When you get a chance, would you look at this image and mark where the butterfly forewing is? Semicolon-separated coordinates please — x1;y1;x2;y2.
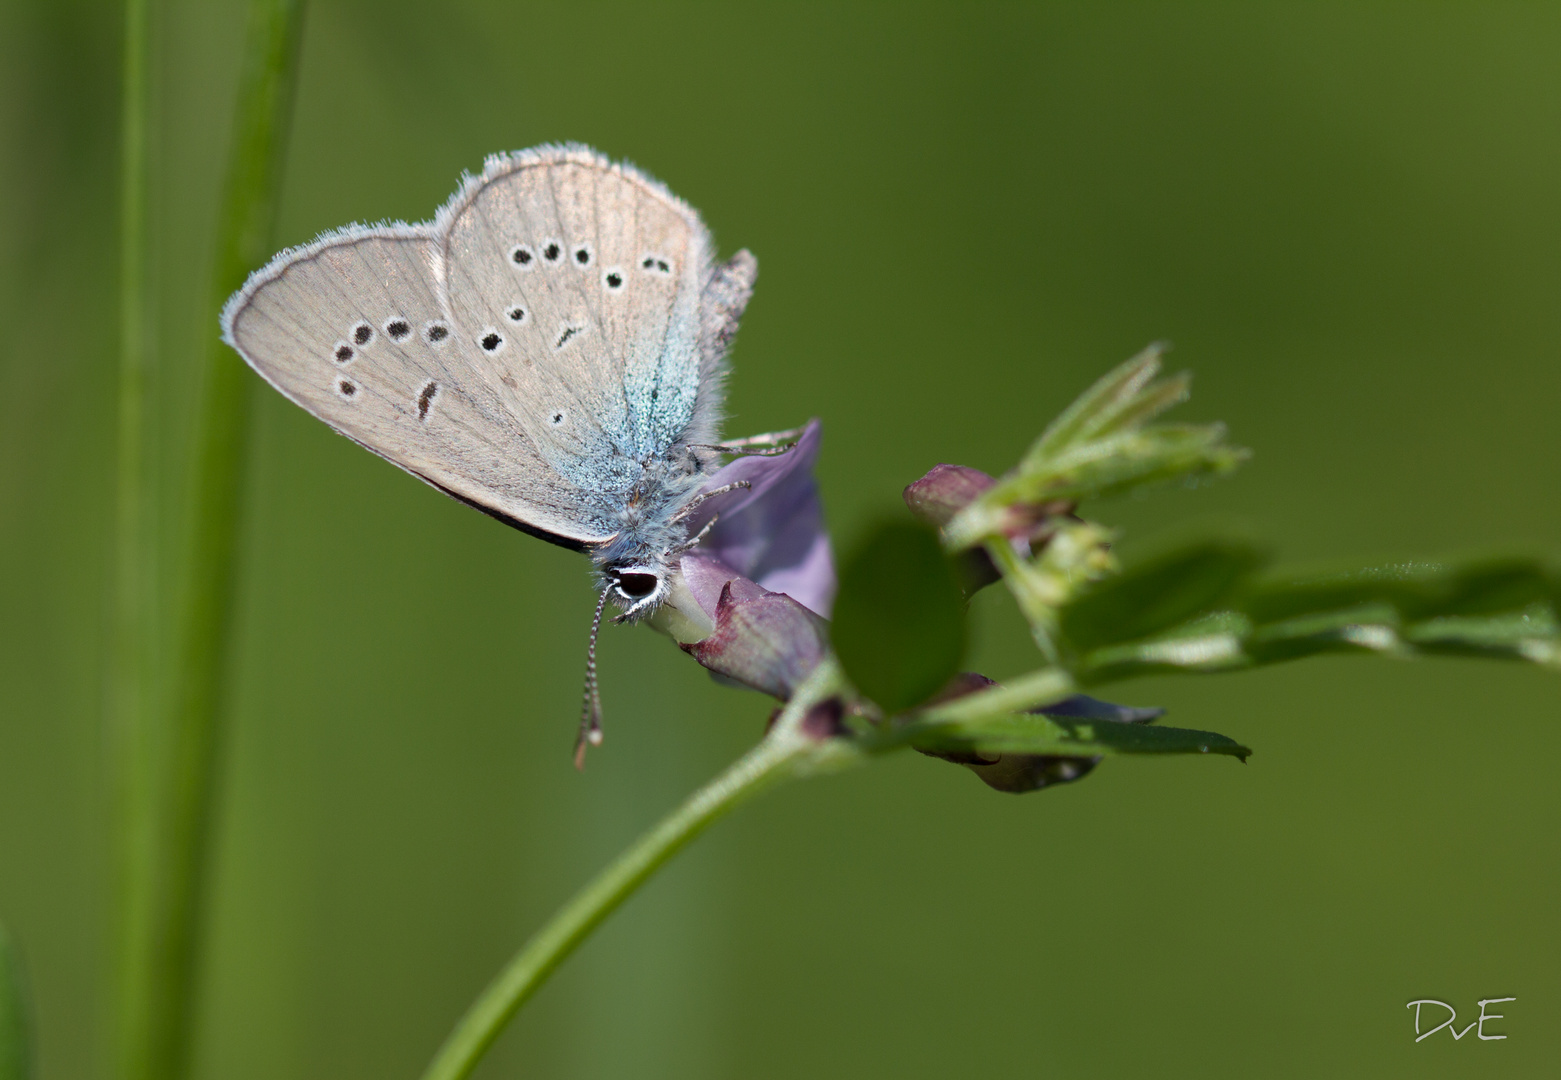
223;229;617;546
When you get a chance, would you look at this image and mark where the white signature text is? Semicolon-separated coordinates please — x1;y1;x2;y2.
1406;998;1514;1043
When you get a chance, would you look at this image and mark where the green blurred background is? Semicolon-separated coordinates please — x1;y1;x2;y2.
2;2;1558;1077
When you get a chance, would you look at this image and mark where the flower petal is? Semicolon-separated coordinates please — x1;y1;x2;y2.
688;419;835;616
681;579;831;698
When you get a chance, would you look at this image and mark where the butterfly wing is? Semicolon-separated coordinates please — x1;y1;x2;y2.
223;225;615;547
223;145;756;548
439;146;759;497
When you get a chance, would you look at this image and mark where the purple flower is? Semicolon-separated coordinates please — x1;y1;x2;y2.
652;420;836;699
656;429;1171;783
679;572;830;699
686;419;835;618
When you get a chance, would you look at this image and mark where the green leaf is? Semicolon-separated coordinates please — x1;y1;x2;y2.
833;520;968;713
1001;424;1247;505
947;427;1248;549
1405;612;1561;663
910;710;1251;761
1424;559;1560;618
1025;343;1167;465
1060;538;1268;654
1081;370;1192;443
1070;556;1561;683
1076;614;1252;682
0;920;30;1080
942;347;1249;550
1245;605;1402;665
1245;558;1559;624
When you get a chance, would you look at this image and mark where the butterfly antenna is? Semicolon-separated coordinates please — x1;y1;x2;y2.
574;585;611;769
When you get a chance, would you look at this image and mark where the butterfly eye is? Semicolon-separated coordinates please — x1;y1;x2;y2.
351;321;374;346
333;342;355;363
572;243;593;267
384;318;412;342
615;571;658;599
479;329;505;354
509;243;535;269
603;268;624;291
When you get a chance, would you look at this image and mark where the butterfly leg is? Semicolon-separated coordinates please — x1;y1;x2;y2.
666;512;723;558
723;426;806;447
670;480;751;524
690;425;806;457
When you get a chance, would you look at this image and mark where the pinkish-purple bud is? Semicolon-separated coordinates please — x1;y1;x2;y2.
903;466;1004;593
681;579;830;699
903;464;996;526
797;697;846;741
903;464;1080;596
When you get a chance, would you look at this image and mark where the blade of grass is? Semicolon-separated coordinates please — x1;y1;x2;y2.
111;0;157;1075
116;4;308;1080
0;919;30;1080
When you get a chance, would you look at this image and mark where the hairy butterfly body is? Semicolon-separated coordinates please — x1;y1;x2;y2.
222;144;761;760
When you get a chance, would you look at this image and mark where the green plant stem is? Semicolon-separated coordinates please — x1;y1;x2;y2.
419;664;843;1080
112;0;156;1074
116;4;308;1080
0;919;30;1080
985;540;1062;662
918;667;1075;725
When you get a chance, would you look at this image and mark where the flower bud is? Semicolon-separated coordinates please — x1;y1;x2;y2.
904;464;1079;597
903;464;996;526
681;579;831;699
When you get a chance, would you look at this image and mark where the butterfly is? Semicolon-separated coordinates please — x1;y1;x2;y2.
221;143;789;762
